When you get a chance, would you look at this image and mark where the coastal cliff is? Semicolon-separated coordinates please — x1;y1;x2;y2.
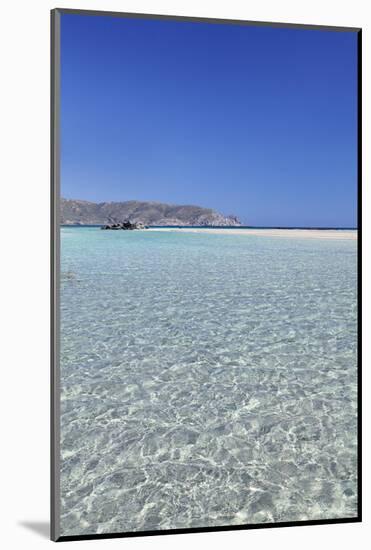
61;198;241;226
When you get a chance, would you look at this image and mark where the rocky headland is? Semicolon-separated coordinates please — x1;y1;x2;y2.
61;198;241;227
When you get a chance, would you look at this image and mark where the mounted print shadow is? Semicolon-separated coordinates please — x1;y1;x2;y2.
51;8;361;541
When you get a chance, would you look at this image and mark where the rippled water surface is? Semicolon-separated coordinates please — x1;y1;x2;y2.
59;228;358;536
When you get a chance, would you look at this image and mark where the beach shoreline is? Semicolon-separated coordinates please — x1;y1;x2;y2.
146;227;357;240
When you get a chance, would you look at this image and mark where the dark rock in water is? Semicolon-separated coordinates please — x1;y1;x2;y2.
101;220;148;231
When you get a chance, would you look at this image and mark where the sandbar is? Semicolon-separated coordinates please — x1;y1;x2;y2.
146;228;357;240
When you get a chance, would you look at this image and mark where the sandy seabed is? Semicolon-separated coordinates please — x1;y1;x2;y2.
60;226;357;536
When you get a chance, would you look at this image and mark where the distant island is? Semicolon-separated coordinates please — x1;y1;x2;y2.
61;198;241;226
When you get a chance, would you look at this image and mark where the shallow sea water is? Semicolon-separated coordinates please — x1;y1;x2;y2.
59;228;358;536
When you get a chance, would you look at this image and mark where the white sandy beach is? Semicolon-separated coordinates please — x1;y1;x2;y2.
147;227;357;240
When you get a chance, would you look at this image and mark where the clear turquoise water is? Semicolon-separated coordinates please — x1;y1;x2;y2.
60;228;358;536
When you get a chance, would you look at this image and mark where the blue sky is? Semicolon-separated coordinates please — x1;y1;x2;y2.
61;14;358;227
